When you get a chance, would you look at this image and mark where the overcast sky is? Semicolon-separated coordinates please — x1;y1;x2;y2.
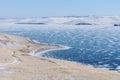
0;0;120;18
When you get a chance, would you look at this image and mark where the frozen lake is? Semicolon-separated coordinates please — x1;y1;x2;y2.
0;24;120;72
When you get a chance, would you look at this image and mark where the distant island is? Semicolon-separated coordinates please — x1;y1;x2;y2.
114;24;120;26
16;22;45;25
75;23;92;25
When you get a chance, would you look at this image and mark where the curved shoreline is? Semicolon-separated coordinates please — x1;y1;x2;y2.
30;42;120;73
30;39;71;56
31;45;71;56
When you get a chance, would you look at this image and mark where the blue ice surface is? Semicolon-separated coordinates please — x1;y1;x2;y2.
0;24;120;72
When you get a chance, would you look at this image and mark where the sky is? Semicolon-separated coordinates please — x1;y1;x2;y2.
0;0;120;18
